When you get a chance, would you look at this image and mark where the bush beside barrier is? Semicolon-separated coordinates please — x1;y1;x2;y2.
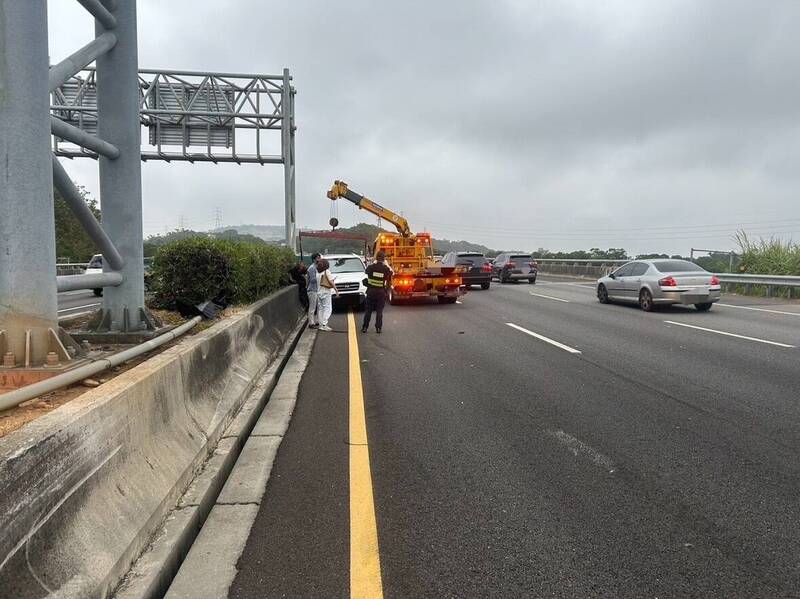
735;232;800;277
148;238;296;310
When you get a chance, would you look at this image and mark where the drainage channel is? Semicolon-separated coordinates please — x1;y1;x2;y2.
113;321;316;599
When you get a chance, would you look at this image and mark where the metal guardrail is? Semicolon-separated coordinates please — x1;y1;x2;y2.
714;273;800;287
535;260;800;291
534;258;628;265
56;262;89;276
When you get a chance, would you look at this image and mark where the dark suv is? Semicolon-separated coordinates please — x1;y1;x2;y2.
441;252;492;289
492;253;538;284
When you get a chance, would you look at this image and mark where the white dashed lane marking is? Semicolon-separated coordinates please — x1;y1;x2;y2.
664;320;795;348
505;323;582;354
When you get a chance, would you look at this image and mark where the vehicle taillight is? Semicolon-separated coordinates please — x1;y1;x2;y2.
482;263;492;272
659;276;678;287
445;277;461;285
710;275;720;285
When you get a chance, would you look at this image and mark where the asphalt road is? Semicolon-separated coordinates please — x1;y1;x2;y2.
57;290;101;318
231;277;800;598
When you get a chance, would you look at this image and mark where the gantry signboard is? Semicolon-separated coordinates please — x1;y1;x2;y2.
52;68;295;166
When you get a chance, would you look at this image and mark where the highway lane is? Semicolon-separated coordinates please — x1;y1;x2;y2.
232;278;800;598
57;290;101;318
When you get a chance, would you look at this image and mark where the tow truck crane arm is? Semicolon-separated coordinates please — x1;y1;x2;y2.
327;180;412;237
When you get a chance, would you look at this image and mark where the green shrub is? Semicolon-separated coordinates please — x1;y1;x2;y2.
149;237;295;310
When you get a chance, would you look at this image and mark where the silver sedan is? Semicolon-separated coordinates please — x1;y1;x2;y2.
596;259;721;312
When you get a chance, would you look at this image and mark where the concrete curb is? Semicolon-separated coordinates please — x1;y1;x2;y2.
164;326;318;599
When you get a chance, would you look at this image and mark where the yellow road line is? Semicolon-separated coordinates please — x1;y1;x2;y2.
348;312;384;599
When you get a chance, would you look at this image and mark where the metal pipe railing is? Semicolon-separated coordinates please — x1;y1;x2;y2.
0;316;201;412
76;0;118;30
53;156;125;271
48;32;118;92
57;271;122;293
51;117;120;159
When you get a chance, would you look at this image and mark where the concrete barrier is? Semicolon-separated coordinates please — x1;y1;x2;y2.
0;287;303;599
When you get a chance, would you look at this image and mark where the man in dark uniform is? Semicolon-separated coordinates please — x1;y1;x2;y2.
362;250;392;333
288;261;309;309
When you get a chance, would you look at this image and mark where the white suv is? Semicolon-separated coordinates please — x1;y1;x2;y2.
323;254;367;309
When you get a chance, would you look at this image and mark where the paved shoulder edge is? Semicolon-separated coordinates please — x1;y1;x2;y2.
163;326;318;599
113;321;314;599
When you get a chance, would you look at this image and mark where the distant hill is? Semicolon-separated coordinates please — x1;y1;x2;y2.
213;224;285;242
298;223;497;256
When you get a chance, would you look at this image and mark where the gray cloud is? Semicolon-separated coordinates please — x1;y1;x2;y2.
48;0;800;254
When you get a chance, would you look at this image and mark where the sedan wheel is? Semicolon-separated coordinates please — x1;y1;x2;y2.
695;302;713;312
639;288;654;312
597;284;609;304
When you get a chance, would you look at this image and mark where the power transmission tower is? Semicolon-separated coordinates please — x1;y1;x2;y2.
213;207;223;230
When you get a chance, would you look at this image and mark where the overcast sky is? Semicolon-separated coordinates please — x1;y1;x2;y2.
48;0;800;255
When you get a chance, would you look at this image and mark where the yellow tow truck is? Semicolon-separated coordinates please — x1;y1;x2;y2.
327;180;465;304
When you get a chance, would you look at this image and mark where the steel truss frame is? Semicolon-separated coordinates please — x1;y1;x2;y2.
52;68;296;166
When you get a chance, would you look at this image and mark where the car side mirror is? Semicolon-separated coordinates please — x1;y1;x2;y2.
609;273;616;279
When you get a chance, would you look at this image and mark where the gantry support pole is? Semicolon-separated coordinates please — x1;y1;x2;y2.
0;0;60;366
93;0;151;331
282;68;297;251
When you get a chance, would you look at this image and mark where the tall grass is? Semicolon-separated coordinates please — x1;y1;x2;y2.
734;231;800;276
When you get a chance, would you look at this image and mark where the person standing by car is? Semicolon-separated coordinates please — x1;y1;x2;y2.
362;250;392;333
306;253;322;328
288;261;309;309
315;258;339;332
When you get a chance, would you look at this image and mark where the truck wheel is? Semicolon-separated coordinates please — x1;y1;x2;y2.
438;296;457;304
481;282;490;290
388;289;398;305
93;288;103;297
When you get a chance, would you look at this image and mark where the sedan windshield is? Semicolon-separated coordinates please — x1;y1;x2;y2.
329;258;365;273
652;260;705;273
